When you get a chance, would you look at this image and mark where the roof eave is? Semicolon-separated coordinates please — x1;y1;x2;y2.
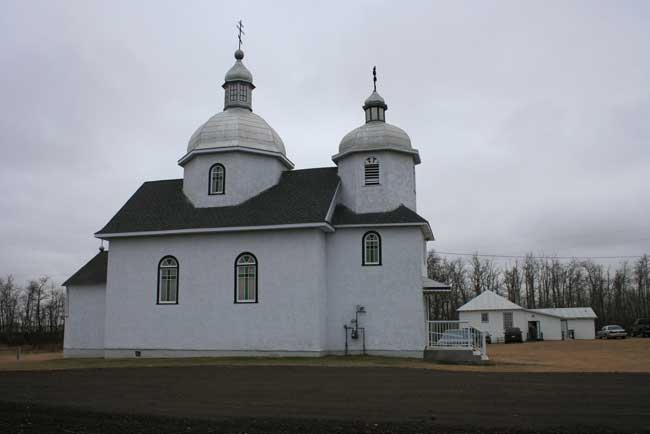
95;222;336;240
178;146;295;169
331;147;421;165
333;222;433;240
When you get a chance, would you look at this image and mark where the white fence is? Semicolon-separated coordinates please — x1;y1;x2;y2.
427;320;486;356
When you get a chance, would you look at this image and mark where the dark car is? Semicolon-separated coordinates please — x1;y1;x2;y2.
631;318;650;337
504;327;523;343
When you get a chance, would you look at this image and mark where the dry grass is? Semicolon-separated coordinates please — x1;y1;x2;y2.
1;338;648;373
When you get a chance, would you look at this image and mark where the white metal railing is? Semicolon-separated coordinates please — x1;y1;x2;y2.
427;320;486;357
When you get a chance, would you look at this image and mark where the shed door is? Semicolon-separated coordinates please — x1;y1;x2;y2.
561;320;568;340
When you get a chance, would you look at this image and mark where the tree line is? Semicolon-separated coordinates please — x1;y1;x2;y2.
427;251;650;328
0;275;65;346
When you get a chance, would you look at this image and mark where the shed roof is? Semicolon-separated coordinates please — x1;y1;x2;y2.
62;250;108;287
422;277;451;291
528;307;597;319
457;290;522;312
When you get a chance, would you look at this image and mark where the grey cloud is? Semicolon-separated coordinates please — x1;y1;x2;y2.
1;0;649;284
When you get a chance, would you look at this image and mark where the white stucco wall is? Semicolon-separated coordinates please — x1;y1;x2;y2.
63;284;106;357
326;226;427;357
567;319;596;339
103;229;328;357
182;151;286;207
337;151;416;213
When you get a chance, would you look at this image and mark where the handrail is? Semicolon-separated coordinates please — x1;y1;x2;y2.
426;320;487;358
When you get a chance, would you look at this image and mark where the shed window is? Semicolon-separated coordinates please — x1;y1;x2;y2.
481;312;489;323
235;253;257;303
157;256;179;304
364;157;379;185
362;231;381;266
209;164;225;195
503;311;513;329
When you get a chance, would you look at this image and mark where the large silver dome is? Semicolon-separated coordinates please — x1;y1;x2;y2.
187;107;286;155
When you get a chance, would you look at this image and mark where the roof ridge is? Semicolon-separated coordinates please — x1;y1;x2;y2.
286;167;337;174
142;178;183;184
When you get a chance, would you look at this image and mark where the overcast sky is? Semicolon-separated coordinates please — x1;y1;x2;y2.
1;1;649;285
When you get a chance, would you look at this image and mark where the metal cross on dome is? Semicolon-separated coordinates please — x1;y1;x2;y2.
373;66;377;92
237;20;245;50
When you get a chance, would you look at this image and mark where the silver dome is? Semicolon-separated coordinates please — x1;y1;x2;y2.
334;121;420;163
224;50;253;83
187;107;286;155
364;90;386;108
225;60;253;83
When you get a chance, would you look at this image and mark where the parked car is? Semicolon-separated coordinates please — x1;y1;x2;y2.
631;318;650;337
436;329;472;346
597;325;627;339
504;327;523;343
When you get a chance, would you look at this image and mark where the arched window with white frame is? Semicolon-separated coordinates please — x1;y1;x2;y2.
362;231;381;266
209;163;225;195
364;157;380;185
235;252;258;303
157;256;179;304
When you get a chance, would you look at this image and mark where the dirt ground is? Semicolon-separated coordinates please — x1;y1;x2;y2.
1;338;649;372
1;365;649;433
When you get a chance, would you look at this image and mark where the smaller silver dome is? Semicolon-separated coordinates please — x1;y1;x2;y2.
224;50;253;83
334;122;420;164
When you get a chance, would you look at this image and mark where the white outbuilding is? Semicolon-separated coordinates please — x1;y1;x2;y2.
457;291;597;341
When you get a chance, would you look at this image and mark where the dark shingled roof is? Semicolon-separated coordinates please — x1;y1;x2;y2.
96;167;340;236
62;250;108;287
331;204;429;226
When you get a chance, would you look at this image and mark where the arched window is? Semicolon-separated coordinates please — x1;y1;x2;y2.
157;256;179;304
364;157;380;185
362;231;381;266
209;164;225;195
235;253;258;303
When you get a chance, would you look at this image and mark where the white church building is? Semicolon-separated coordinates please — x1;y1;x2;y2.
63;45;450;359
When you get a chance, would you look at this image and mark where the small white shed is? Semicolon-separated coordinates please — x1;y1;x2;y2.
457;291;597;342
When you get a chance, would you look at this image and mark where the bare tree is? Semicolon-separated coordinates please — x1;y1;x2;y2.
0;275;20;335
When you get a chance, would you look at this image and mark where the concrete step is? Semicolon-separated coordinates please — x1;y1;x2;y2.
423;347;489;364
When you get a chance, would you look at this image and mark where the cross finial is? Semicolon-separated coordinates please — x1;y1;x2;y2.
372;66;377;92
237;20;245;50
